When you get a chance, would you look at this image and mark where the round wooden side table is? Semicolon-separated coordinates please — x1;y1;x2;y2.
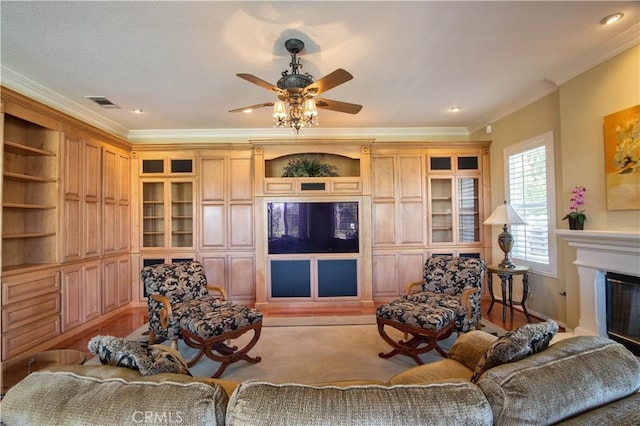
487;264;531;323
1;349;87;397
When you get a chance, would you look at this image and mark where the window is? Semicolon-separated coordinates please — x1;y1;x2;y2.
504;131;557;277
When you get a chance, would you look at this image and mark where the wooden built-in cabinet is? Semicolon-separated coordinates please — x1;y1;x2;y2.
1;88;132;361
371;145;490;301
61;261;100;332
139;158;195;249
132;151;255;305
1;269;60;359
101;255;131;314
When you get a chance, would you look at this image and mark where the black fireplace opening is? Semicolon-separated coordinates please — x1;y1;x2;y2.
605;272;640;356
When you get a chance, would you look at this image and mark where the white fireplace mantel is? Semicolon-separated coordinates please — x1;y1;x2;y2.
557;230;640;337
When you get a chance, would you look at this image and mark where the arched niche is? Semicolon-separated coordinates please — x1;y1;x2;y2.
265;153;360;178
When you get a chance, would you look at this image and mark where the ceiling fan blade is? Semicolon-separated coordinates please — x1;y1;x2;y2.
229;102;274;113
304;69;353;96
315;98;362;114
236;73;288;96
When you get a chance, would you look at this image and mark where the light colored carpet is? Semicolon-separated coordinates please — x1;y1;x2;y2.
87;317;505;384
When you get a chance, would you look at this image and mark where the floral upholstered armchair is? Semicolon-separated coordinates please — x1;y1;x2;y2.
140;261;227;350
403;256;486;333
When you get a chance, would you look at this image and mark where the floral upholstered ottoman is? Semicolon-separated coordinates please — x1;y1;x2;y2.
376;299;455;365
180;302;263;378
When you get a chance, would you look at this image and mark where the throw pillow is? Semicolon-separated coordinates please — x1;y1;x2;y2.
87;336;190;376
470;320;559;383
88;335;149;371
141;344;191;376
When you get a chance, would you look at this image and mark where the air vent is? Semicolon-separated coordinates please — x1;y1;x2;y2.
85;96;120;108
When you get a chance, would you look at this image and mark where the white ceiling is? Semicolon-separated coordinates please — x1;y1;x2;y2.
1;1;638;142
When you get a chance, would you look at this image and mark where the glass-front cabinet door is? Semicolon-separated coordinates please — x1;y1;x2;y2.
428;178;453;243
428;176;481;245
141;180;194;249
171;181;193;247
457;177;479;243
142;182;164;248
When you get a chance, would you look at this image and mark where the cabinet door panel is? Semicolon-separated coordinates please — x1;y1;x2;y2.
229;204;253;247
118;153;130;203
399;253;425;292
201;256;227;289
372;157;395;200
118;257;131;306
85;142;101;200
85;200;100;256
103;202;117;253
103;149;117;201
118;204;130;252
372;202;395;245
201;158;225;201
230;158;252;201
201;205;225;247
61;267;82;331
372;254;397;297
229;256;255;300
102;259;118;313
400;202;424;244
84;262;101;321
63;199;82;260
399;156;423;199
63;135;82;198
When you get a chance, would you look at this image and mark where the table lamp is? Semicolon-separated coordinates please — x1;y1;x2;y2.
484;201;526;269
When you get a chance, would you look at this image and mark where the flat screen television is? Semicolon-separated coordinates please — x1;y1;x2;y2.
268;202;358;254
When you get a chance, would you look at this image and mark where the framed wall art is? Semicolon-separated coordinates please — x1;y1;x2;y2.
603;104;640;210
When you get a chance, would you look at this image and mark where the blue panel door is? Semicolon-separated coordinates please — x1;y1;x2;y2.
318;259;358;297
270;260;311;297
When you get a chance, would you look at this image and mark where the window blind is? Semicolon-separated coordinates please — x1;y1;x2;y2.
507;145;549;265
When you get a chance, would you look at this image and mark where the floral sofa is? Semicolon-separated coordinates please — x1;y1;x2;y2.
3;324;639;425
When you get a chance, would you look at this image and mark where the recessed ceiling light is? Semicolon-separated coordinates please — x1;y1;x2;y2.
600;13;623;25
449;106;462;113
132;109;143;114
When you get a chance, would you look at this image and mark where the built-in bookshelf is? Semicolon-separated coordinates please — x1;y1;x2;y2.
2;114;58;271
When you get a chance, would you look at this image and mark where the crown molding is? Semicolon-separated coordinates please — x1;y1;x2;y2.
127;126;470;144
547;23;640;86
468;23;640;134
467;80;559;134
1;66;129;138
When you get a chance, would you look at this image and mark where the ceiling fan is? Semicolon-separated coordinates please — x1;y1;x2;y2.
229;38;362;134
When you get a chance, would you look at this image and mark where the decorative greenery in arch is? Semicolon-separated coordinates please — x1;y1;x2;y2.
282;155;339;177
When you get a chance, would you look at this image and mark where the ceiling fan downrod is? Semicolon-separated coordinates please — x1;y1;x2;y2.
278;39;313;91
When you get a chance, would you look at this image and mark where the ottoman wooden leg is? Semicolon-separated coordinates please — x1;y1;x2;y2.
182;323;262;378
377;318;453;365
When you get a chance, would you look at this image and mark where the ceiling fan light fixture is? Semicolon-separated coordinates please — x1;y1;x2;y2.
273;100;287;126
233;38;361;134
303;98;318;123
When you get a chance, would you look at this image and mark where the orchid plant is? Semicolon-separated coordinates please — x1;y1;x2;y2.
562;186;587;224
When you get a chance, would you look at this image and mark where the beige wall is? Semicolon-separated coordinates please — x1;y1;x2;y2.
485;45;640;329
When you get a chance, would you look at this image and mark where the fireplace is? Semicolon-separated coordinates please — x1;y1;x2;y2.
606;272;640;355
557;230;640;352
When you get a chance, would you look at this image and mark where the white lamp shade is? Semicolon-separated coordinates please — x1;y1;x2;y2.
484;202;526;225
272;100;287;119
303;98;318;117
